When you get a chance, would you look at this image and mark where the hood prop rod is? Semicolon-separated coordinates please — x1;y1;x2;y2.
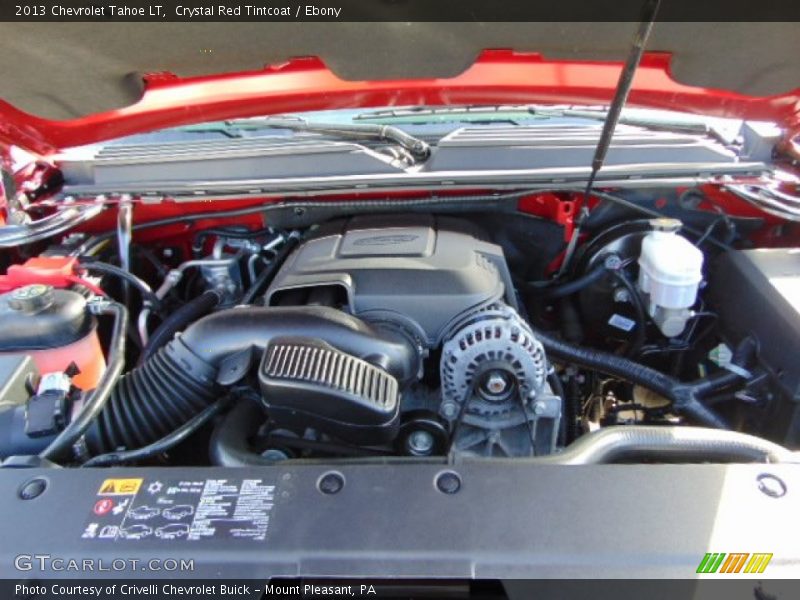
559;0;661;275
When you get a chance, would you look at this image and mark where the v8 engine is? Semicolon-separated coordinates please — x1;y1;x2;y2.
1;201;797;469
261;214;562;456
0;214;562;460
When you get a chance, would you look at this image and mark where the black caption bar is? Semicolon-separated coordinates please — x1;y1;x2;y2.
4;579;800;600
2;0;800;22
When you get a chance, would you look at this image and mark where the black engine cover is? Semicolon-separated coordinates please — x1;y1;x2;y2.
265;214;516;347
258;337;400;445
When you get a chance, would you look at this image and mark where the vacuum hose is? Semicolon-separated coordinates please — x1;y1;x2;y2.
138;289;221;364
84;306;419;455
531;327;754;429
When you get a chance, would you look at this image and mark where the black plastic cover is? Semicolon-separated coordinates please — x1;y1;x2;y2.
708;248;800;443
24;390;69;438
266;214;516;347
709;249;800;398
259;337;400;444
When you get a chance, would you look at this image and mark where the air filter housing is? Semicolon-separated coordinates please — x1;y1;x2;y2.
258;337;400;444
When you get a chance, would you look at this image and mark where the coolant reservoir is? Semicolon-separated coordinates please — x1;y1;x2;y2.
0;285;105;390
638;219;703;337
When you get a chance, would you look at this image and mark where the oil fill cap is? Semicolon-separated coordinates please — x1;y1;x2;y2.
8;284;55;313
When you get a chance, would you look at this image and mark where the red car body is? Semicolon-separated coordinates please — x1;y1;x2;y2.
1;49;799;157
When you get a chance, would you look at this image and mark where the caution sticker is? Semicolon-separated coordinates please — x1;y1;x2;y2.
97;478;142;496
83;477;276;542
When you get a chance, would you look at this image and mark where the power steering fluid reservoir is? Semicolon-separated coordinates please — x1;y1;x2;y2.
637;219;704;338
0;284;105;390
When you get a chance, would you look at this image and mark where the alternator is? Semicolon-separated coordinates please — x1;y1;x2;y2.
439;304;560;457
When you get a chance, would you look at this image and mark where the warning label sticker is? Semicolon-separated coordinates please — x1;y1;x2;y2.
83;477;275;542
97;478;142;495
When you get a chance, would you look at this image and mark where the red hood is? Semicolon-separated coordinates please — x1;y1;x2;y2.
2;49;799;156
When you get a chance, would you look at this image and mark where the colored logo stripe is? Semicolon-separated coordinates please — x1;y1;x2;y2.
697;553;726;573
696;553;773;574
720;553;749;573
744;553;773;574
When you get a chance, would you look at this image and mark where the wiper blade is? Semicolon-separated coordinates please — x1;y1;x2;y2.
225;116;431;161
353;105;548;124
551;108;735;144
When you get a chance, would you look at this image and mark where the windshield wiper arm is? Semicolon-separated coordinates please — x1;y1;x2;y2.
552;108;734;144
225;116;431;161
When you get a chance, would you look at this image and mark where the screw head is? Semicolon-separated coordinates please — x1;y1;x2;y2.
604;254;623;271
756;473;787;498
18;478;47;500
407;430;435;456
485;373;509;395
435;471;462;495
318;471;345;495
532;401;547;415
441;402;458;419
613;287;631;303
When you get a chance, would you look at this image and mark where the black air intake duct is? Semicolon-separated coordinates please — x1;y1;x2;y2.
85;306;419;454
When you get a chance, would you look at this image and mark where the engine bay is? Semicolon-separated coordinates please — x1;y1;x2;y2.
0;186;798;469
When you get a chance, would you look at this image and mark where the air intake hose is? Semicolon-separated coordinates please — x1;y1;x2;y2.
85;306;419;455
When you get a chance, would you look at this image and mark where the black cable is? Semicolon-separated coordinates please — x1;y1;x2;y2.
81;398;228;467
240;232;301;304
39;301;128;461
263;434;386;458
516;386;537;457
73;192;534;256
133;245;169;279
531;324;731;429
446;379;480;460
531;263;608;298
77;259;162;312
609;269;647;358
548;370;569;447
139;290;221;365
575;189;734;252
695;214;733;248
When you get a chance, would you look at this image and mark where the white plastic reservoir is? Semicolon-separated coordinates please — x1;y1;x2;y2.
638;219;703;336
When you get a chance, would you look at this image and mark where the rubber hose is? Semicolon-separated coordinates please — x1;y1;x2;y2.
139;290;220;364
240;233;301;304
85;305;419;455
531;326;731;428
78;259;162;312
39;301;128;461
517;425;793;464
533;263;608;299
84;337;218;454
691;337;756;396
209;399;275;467
83;398;227;467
